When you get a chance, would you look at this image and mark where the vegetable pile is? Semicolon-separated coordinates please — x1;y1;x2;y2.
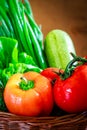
0;37;42;111
0;0;87;116
0;0;47;69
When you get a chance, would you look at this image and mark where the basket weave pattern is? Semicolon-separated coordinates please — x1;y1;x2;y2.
0;111;87;130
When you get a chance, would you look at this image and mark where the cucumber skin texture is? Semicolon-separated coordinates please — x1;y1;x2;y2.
44;29;76;70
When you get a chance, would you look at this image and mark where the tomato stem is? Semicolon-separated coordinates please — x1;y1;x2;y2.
19;77;34;90
59;53;87;80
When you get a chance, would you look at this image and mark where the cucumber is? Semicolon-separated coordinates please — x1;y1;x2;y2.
44;29;76;70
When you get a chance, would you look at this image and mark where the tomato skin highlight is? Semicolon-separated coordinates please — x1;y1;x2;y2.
4;72;53;116
53;64;87;113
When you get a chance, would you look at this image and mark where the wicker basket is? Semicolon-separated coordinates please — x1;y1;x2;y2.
0;110;87;130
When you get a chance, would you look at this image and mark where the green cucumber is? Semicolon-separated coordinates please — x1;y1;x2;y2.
44;29;76;70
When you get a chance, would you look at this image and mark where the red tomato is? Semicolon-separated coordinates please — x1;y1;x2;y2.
84;56;87;59
41;67;63;83
53;64;87;113
4;71;53;116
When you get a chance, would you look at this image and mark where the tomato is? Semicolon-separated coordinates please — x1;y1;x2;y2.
4;71;53;116
53;63;87;113
84;56;87;59
41;67;63;83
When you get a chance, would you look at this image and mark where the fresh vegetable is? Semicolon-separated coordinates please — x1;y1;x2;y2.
0;0;8;11
44;29;76;70
0;37;42;111
0;5;15;37
18;52;37;66
4;71;53;116
0;0;47;69
23;0;33;18
23;0;43;49
0;37;18;111
1;63;42;87
0;15;11;37
0;37;42;87
53;53;87;113
41;67;59;81
0;37;18;69
0;26;6;36
41;67;63;84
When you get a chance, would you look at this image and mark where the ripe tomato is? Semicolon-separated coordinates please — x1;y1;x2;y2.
41;67;63;84
53;64;87;113
4;71;53;116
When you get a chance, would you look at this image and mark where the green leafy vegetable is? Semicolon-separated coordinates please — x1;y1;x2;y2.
0;37;18;69
18;52;36;66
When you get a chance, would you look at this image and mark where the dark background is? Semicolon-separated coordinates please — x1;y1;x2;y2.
29;0;87;56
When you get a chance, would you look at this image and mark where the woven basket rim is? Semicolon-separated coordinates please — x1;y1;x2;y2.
0;111;87;130
0;111;87;126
